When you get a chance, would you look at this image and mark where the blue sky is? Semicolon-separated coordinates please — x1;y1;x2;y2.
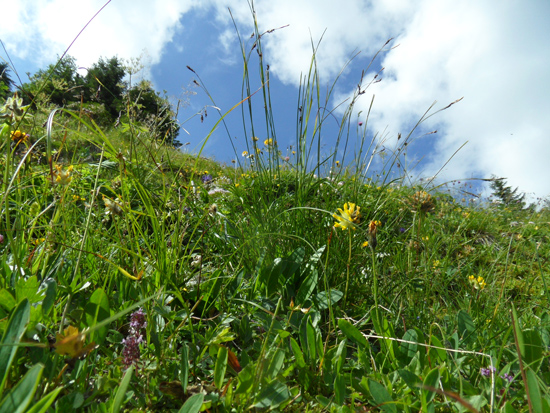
2;0;550;202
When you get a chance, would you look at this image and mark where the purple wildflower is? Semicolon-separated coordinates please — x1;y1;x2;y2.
399;227;406;233
500;372;514;383
122;335;144;368
122;308;147;369
0;234;4;243
201;174;213;184
481;366;496;377
130;307;147;334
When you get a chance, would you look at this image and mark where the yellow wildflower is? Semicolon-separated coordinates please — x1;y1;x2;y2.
54;326;96;358
54;165;74;186
333;203;361;231
242;151;248;157
468;275;487;290
264;138;273;146
362;241;369;248
252;136;259;142
11;130;29;146
11;130;22;141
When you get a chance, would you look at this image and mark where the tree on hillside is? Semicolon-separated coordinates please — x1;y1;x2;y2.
23;56;85;106
0;62;15;100
126;80;180;146
84;56;126;118
489;176;526;209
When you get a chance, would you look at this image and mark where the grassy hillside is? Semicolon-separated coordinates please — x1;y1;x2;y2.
1;26;549;413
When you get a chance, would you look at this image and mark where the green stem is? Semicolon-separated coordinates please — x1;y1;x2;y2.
371;246;378;324
343;229;352;307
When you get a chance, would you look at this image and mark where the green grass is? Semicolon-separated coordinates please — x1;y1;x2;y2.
0;16;549;413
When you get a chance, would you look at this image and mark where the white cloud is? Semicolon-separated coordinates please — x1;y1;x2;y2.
0;0;195;69
214;0;550;199
358;0;550;199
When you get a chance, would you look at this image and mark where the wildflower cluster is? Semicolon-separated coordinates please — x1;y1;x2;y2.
468;275;487;290
53;164;74;186
480;366;514;383
201;173;213;185
480;366;496;377
333;203;361;231
0;93;29;122
103;196;123;216
10;129;29;145
122;308;147;369
408;190;436;213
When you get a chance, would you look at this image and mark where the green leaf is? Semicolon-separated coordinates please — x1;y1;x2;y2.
111;365;133;413
372;315;397;361
428;335;447;363
305;317;317;363
421;367;440;407
457;310;475;342
208;327;235;346
295;246;324;305
235;364;254;395
338;318;368;349
398;369;422;393
368;379;397;413
41;279;56;316
333;372;346;406
0;363;43;413
0;290;16;312
84;288;110;345
25;386;63;413
265;348;285;380
502;401;517;413
0;299;30;395
523;330;543;372
399;329;418;365
295;267;318;305
526;369;543;413
179;343;189;395
290;337;305;368
214;346;228;390
15;276;43;304
288;246;306;271
333;339;347;374
314;289;343;310
177;393;204;413
252;380;290;409
264;258;284;296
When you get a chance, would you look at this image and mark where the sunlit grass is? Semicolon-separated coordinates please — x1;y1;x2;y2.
0;10;549;413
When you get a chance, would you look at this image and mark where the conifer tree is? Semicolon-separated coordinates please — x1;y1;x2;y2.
0;62;15;100
489;176;525;209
